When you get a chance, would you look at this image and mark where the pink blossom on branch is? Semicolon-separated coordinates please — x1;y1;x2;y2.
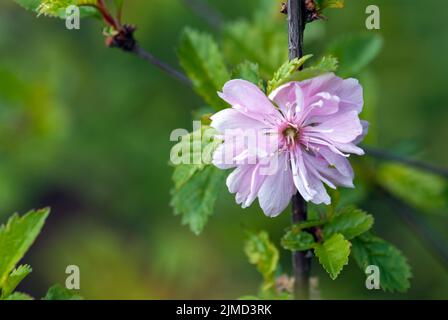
210;73;368;217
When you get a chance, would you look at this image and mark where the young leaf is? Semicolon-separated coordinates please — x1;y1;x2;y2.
314;233;350;280
43;284;83;300
351;233;412;292
267;55;313;93
0;265;32;299
281;229;316;251
315;0;344;10
0;209;50;287
231;61;263;89
327;33;383;77
244;230;279;290
178;28;230;110
323;206;374;240
377;163;447;213
268;55;338;92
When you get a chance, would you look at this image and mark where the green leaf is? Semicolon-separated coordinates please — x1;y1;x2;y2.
314;233;350;280
171;166;226;235
327;33;383;77
268;55;338;92
352;233;412;292
43;284;83;300
232;61;263;89
14;0;41;11
315;0;344;10
323;206;374;240
15;0;99;18
377;163;447;213
0;209;50;287
244;231;279;291
178;28;230;110
4;292;34;300
267;55;313;93
223;15;287;78
281;229;316;251
1;265;32;299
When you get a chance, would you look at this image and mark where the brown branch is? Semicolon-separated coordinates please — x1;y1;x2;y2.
288;0;311;300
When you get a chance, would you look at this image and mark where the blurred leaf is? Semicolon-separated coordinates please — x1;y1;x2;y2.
377;163;447;213
267;55;313;93
223;4;287;78
315;0;344;10
171;166;226;235
178;28;230;110
323;206;374;240
4;292;34;300
0;209;49;287
244;230;279;291
352;233;412;292
43;284;83;300
0;264;32;299
281;229;316;251
328;34;383;77
231;61;263;89
314;233;350;280
14;0;41;10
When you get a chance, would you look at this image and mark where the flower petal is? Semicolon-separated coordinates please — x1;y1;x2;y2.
258;153;296;217
218;79;279;124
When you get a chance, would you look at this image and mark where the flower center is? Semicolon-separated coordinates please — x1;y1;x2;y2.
282;124;300;146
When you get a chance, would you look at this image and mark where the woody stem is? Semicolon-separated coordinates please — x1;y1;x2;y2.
288;0;311;300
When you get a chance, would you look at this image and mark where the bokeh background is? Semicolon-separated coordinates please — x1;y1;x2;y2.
0;0;447;299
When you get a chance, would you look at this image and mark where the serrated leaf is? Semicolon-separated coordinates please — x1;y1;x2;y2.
268;55;338;92
171;165;226;235
4;292;34;300
377;163;447;213
267;55;313;93
328;33;383;77
178;28;230;110
323;206;374;240
1;264;32;299
170;125;224;235
0;209;50;287
231;61;263;89
352;233;412;292
244;230;279;291
15;0;99;18
281;229;316;251
314;233;350;280
43;284;83;300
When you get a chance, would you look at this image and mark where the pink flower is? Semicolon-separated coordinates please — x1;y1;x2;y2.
211;73;368;217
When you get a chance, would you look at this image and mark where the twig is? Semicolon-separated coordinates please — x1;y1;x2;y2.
288;0;311;300
364;146;448;179
132;45;192;87
182;0;223;29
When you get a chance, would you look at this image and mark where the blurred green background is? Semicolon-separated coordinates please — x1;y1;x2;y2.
0;0;447;299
